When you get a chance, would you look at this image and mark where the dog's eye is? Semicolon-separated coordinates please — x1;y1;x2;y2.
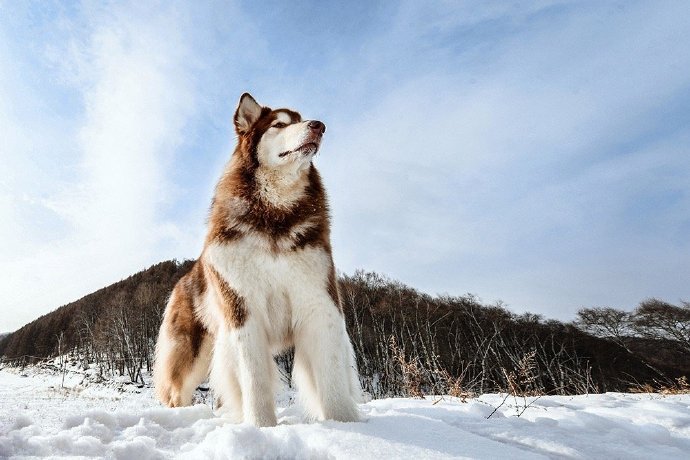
273;122;288;129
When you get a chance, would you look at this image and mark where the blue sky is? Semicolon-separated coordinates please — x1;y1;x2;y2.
1;0;689;332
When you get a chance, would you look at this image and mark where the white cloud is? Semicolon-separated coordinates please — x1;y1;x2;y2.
0;2;198;331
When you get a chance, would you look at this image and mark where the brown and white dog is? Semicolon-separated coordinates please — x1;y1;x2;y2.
153;93;361;426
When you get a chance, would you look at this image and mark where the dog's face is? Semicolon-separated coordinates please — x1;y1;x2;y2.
234;93;326;172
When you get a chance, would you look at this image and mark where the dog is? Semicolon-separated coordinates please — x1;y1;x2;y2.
153;93;361;426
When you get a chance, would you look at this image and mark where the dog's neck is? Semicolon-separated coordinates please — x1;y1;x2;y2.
254;163;311;209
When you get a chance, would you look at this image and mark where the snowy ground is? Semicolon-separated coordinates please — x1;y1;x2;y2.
1;366;690;459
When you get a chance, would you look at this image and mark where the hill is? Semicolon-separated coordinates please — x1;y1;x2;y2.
1;261;688;395
0;260;193;381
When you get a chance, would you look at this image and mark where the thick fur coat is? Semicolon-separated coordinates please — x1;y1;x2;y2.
153;93;361;426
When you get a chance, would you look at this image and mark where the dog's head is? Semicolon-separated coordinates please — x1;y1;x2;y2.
233;93;326;171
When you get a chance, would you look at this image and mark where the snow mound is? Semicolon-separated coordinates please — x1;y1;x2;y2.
0;401;539;459
2;369;690;459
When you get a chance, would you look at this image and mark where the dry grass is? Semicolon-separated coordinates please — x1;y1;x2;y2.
487;351;547;419
629;376;690;395
501;350;541;398
436;368;474;402
389;335;424;398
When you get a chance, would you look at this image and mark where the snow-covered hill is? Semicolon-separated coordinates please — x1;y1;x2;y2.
1;366;690;459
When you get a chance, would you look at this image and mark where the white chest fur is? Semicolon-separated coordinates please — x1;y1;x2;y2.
204;237;332;349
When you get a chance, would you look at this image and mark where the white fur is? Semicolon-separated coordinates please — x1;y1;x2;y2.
254;118;317;208
258;120;316;168
255;166;309;208
204;240;361;425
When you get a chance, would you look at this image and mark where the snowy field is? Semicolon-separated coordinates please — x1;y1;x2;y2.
1;366;690;459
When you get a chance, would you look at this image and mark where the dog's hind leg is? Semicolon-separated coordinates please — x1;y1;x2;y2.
154;328;211;407
154;289;211;407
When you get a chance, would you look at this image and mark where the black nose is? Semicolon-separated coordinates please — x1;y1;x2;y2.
308;120;326;134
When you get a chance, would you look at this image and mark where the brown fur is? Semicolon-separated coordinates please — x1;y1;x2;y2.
207;264;248;328
327;264;341;310
156;263;208;407
168;264;207;359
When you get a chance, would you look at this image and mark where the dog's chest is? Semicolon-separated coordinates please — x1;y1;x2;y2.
205;235;331;336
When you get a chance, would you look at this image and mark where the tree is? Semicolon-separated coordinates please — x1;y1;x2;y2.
576;307;634;349
633;299;690;353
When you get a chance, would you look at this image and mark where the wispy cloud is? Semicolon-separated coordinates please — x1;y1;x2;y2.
1;2;199;330
323;0;690;317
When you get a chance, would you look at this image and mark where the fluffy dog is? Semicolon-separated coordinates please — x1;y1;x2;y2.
153;93;361;426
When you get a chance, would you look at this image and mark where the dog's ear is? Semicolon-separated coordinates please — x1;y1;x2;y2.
234;93;262;134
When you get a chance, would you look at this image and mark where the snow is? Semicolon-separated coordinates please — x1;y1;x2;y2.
2;367;690;459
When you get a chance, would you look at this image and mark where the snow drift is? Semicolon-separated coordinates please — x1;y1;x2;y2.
1;368;690;459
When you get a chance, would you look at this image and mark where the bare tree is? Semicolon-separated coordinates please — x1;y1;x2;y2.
576;307;634;347
633;299;690;353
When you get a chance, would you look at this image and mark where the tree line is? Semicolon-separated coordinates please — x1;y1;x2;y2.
576;300;690;390
1;260;688;397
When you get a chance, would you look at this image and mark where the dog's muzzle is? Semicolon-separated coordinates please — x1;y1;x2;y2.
278;120;326;157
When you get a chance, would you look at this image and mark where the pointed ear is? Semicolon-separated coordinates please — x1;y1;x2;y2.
234;93;262;134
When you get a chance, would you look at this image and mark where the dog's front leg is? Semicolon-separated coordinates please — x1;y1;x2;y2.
229;318;277;427
206;262;277;426
293;296;361;423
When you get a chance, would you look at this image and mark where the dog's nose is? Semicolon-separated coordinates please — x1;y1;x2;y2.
308;120;326;134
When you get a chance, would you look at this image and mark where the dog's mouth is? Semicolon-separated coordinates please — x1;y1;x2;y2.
278;142;319;158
